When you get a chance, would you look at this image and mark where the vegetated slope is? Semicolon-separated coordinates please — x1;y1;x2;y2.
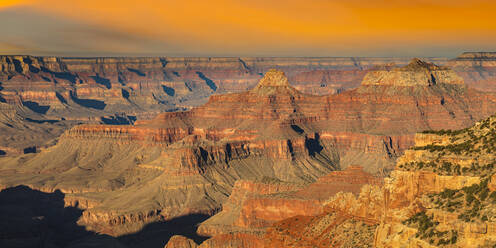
263;113;496;248
380;114;496;247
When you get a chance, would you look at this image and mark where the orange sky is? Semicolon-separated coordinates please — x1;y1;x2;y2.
0;0;495;56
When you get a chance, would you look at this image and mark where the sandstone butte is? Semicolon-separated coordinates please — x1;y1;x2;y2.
0;52;495;155
1;58;496;247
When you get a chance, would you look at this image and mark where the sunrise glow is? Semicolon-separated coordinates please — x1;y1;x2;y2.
1;0;495;56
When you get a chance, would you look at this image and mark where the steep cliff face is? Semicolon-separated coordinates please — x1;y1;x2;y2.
246;114;496;248
374;115;496;248
3;61;496;244
197;166;381;239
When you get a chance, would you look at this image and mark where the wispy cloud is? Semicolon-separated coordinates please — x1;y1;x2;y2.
0;7;182;56
1;0;495;57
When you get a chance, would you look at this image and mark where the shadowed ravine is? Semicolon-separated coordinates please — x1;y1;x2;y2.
0;185;210;248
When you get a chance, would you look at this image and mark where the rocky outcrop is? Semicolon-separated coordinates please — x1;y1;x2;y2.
197;166;381;237
362;59;464;86
199;113;496;248
198;233;264;248
263;212;377;248
1;55;433;113
1;53;495;154
4;62;496;243
372;115;496;247
164;235;199;248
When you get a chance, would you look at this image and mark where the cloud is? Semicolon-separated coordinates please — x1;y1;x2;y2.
0;7;181;56
1;0;496;57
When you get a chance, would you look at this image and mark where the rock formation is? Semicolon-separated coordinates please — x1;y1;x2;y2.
373;115;496;247
0;55;436;114
259;113;496;248
1;53;495;154
2;60;496;247
362;58;464;86
0;55;418;154
448;52;496;92
0;69;340;237
165;236;199;248
197;166;381;237
264;211;377;248
0;102;80;155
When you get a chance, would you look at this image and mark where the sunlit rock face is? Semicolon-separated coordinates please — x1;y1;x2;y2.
362;58;464;87
3;59;496;246
264;114;496;248
1;54;496;155
0;55;439;154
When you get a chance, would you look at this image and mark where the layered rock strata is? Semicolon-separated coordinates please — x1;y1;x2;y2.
2;61;496;241
448;52;496;92
1;53;496;154
197;166;381;237
264;114;496;248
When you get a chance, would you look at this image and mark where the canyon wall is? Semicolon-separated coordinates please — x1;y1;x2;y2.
1;53;495;154
2;59;496;247
260;114;496;248
1;53;494;115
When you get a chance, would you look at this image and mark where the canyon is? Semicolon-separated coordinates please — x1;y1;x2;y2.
1;53;496;247
1;53;495;155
